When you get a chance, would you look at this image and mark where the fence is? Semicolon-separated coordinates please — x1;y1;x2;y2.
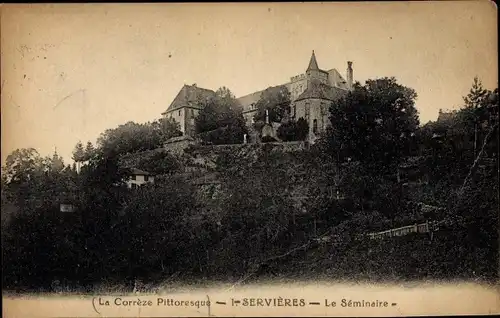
368;221;439;240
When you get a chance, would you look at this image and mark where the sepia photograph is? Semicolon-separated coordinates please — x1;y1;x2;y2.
1;2;499;317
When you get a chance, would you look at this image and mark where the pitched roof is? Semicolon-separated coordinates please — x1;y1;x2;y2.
295;79;348;102
237;90;264;110
130;168;152;176
237;83;292;112
307;50;319;71
163;84;215;114
326;68;349;89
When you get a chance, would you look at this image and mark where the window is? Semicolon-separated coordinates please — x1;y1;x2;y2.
191;109;195;116
131;183;137;189
131;175;136;181
293;105;297;118
178;110;181;116
313;119;318;134
144;175;149;182
305;103;310;121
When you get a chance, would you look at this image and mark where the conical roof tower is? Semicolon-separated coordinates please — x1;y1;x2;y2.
306;50;319;71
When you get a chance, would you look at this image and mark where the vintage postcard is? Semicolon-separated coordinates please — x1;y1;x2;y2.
1;2;499;317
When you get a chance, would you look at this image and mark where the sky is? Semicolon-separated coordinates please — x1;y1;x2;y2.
1;2;498;164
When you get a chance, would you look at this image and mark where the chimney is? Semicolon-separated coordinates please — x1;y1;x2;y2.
346;61;353;90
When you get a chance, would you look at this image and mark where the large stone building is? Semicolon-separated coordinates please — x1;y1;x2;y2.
162;51;354;143
161;84;216;136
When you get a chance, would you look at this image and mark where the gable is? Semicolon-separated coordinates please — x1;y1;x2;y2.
163;85;216;114
327;69;349;89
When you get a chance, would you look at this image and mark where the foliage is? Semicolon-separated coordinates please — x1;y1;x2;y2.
152;117;183;141
323;77;419;168
115;177;199;279
3;148;44;184
1;148;71;213
276;117;309;141
2;76;499;291
72;142;85;163
97;122;149;157
94;117;180;160
195;87;248;145
136;151;182;176
83;142;96;161
415;78;498;184
210;146;303;270
253;86;291;124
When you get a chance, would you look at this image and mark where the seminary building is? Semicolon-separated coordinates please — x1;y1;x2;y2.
161;51;354;143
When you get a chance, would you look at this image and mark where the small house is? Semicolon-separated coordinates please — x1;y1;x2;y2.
126;168;155;189
59;203;77;213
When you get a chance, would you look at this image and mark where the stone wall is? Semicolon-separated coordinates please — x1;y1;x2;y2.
163;135;197;154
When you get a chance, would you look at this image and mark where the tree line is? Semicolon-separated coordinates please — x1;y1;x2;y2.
1;77;498;292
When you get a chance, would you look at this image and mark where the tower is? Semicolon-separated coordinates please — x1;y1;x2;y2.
305;50;328;85
305;50;320;80
307;50;319;72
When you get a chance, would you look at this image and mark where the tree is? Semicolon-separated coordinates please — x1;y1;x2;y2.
96;121;163;158
2;148;76;218
323;77;419;168
49;151;65;173
195;87;248;145
136;151;182;176
83;142;95;162
253;86;291;124
208;145;302;272
460;78;495;158
463;77;488;113
462;77;486;152
277;118;309;142
416;80;498;182
2;148;43;184
152;117;182;142
72;142;85;163
116;177;198;282
72;141;85;172
296;118;309;141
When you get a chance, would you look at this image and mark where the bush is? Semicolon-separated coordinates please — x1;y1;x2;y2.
277;118;309;142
